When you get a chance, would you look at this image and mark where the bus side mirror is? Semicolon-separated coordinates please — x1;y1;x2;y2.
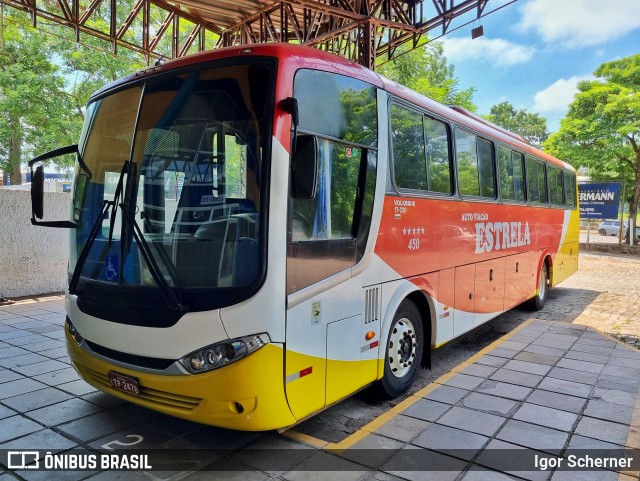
31;165;45;220
291;135;318;200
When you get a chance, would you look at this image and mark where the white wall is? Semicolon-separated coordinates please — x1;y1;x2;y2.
0;189;70;298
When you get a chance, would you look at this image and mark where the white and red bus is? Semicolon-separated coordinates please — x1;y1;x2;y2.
30;43;579;431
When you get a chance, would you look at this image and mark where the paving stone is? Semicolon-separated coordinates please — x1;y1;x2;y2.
0;378;49;400
499;341;528;351
496;419;569;456
513;403;578;432
574;416;631;446
56;409;140;442
26;398;103;427
474;439;550;481
489;368;542;388
513;351;560;366
13;359;70;376
537;377;593;398
555;358;604;374
5;334;52;347
0;428;77;450
422;385;469;405
610;346;640;359
547;366;599;385
459;466;518;481
0;346;30;359
571;343;614;356
32;367;79;386
474;355;508;368
0;353;50;369
373;414;430;443
0;369;23;383
502;359;552;376
333;433;405;469
2;387;74;412
0;405;18;422
402;399;451;422
284;451;370;481
597;375;640;392
563;350;609;364
551;469;626;481
584;399;637;426
57;379;98;396
531;338;574;350
566;433;625;450
538;332;579;343
0;415;43;443
523;343;568;357
379;445;466;481
459;392;519;417
601;364;640;378
591;387;638;408
476;380;532;401
442;373;485;390
412;423;489;459
460;363;497;378
607;356;640;369
526;390;587;414
488;347;519;359
437;406;506;437
575;337;616;348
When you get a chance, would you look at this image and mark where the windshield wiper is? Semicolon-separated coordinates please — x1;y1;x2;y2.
69;160;185;313
118;204;185;312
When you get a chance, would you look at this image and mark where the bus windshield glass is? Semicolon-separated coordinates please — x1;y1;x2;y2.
70;61;274;296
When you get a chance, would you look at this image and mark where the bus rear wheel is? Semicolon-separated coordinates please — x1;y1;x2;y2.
378;299;424;398
526;261;549;311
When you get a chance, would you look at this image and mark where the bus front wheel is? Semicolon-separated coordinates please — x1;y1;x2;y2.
526;261;549;311
379;299;424;398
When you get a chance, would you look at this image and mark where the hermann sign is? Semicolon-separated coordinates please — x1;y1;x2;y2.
578;182;622;219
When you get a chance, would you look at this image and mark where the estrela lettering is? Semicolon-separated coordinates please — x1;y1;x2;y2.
475;221;531;254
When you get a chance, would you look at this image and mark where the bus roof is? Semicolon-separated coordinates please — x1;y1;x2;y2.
94;43;572;172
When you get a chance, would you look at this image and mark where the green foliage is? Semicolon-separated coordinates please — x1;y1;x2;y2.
0;10;144;183
544;53;640;227
484;101;549;148
378;41;477;111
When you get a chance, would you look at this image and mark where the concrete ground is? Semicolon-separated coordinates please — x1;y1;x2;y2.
0;251;639;481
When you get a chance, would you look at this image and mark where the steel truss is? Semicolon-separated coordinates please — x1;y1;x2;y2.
0;0;490;68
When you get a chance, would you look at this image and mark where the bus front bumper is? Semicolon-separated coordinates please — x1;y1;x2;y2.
66;326;296;431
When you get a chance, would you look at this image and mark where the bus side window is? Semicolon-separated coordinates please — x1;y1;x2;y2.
548;165;564;206
498;146;526;203
527;157;548;204
564;171;577;208
455;129;495;199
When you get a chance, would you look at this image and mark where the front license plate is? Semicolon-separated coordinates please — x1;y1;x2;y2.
108;371;140;397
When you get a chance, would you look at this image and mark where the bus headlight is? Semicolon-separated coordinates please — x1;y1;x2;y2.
179;333;270;374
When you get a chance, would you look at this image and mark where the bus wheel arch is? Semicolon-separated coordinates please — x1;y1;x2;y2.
527;255;551;311
376;289;432;398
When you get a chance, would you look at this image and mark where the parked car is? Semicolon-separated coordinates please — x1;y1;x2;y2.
597;220;640;237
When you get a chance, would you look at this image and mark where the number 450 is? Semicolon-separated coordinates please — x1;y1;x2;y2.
408;238;420;251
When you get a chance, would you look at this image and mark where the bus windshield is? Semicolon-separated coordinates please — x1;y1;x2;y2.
69;60;274;313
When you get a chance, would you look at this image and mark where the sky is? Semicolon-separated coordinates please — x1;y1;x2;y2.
438;0;640;133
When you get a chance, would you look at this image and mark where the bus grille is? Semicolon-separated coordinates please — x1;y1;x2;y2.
79;365;202;412
365;287;380;324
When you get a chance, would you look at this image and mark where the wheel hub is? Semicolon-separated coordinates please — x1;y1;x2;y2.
388;318;417;378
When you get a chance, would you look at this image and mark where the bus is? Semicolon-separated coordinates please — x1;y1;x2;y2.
29;43;579;431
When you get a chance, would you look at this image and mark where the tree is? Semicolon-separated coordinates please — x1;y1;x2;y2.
545;53;640;243
484;102;549;149
0;10;145;184
377;41;477;111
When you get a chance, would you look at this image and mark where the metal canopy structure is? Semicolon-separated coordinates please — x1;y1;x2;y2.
1;0;496;68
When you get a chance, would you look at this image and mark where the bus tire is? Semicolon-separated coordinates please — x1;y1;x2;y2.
526;261;549;311
378;299;424;398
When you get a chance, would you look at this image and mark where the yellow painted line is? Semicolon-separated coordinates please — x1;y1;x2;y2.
280;429;330;449
288;318;538;450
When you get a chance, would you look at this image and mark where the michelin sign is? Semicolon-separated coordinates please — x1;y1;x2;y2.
578;182;622;219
